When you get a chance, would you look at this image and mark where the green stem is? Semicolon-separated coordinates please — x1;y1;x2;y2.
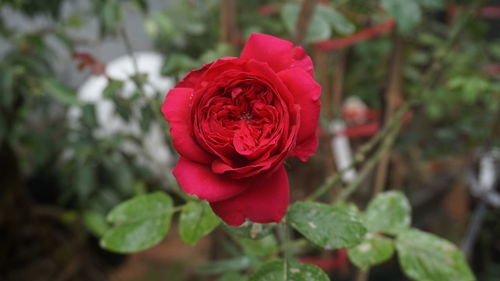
335;103;411;203
120;27;140;75
279;221;289;280
307;102;414;202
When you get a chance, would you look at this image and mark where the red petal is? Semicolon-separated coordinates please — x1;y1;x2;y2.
162;88;212;164
290;133;319;162
240;33;314;76
210;166;290;226
339;123;379;137
278;68;321;160
173;157;248;202
176;63;211;88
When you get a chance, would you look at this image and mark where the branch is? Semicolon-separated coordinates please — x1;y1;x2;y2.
293;0;319;45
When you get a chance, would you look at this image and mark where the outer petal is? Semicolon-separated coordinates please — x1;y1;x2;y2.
210;166;289;226
240;33;314;76
173;157;248;202
278;68;321;160
176;63;211;88
289;132;319;162
162;88;212;164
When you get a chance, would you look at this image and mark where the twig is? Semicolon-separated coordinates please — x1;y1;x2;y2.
373;32;403;196
355;270;370;281
332;49;347;118
293;0;319;45
313;46;338;183
461;200;488;259
220;0;238;45
120;27;139;75
335;103;409;203
306;103;413;201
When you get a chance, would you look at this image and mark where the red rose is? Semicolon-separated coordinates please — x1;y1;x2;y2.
162;33;321;226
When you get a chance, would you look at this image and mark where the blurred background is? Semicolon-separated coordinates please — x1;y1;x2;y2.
0;0;499;280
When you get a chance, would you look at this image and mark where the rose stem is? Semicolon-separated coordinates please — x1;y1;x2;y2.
329;48;349;202
331;49;347;117
278;221;290;280
354;30;404;281
313;47;338;185
372;31;404;197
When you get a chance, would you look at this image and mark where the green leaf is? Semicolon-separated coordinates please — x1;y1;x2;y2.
418;0;444;10
381;0;422;33
364;191;411;235
101;0;122;35
162;53;197;76
317;6;355;35
396;229;475;281
52;31;75;53
75;163;96;202
179;200;220;245
200;43;233;64
0;65;14;107
100;192;174;253
103;79;124;98
82;210;109;237
288;202;366;249
250;260;329;281
197;256;259;275
139;104;154;132
41;79;78;105
134;0;148;13
281;3;331;43
216;272;248;281
113;96;132;122
240;235;278;257
348;233;395;271
81;104;98;128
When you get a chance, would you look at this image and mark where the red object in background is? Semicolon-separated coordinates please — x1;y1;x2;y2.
480;6;500;19
483;64;500;76
258;1;330;16
448;5;500;19
72;52;106;76
338;99;413;138
258;4;280;16
300;249;349;271
315;19;396;52
339;112;413;138
340;123;381;138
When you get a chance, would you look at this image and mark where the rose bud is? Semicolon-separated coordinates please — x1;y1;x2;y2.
162;33;321;226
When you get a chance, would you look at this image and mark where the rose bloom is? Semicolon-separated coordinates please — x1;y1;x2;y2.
162;33;320;226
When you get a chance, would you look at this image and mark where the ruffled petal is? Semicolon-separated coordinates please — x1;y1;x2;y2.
240;33;314;76
162;88;212;164
210;166;289;226
173;157;249;202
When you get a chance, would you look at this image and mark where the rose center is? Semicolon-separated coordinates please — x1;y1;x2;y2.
196;80;283;160
239;112;254;121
